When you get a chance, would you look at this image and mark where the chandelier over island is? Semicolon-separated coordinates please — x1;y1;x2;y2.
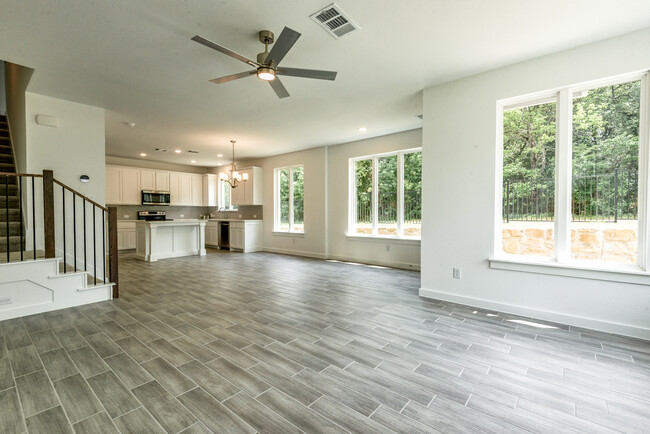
219;140;248;188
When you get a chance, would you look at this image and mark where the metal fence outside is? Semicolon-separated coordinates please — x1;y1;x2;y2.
356;190;422;224
503;170;637;222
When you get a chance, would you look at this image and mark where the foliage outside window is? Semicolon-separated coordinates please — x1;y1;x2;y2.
275;165;304;233
350;149;422;238
218;179;236;210
499;73;648;269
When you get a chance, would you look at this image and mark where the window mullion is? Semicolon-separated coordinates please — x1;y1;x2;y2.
397;153;404;237
638;73;650;269
372;157;378;236
555;89;573;262
274;171;280;231
288;168;294;232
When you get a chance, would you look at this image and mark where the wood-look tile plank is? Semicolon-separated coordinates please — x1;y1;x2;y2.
86;371;140;418
53;328;88;351
141;357;196;396
310;395;394;434
248;362;321;406
8;345;43;377
131;380;196;433
15;370;60;417
0;358;14;391
0;388;26;434
178;360;240;401
53;373;104;423
72;412;118;434
104;352;153;389
206;357;270;396
169;336;220;363
25;406;73;434
67;346;110;378
177;387;255;433
113;407;165;434
145;338;193;366
223;392;302;434
40;348;79;381
114;336;157;363
30;329;62;353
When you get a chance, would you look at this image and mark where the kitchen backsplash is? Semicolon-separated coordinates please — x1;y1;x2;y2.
116;205;262;220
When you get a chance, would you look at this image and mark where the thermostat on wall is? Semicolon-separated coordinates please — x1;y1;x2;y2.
35;114;58;128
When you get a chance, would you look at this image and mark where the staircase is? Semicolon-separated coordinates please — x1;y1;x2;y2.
0;114;24;256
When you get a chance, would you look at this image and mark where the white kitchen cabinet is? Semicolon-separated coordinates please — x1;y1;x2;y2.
121;167;141;205
105;166;122;205
169;172;180;205
203;174;217;207
117;221;136;250
231;166;263;206
140;169;155;190
205;221;219;246
179;174;192;205
155;171;170;191
229;220;263;252
191;174;203;206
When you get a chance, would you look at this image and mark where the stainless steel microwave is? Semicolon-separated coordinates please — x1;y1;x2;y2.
142;190;170;206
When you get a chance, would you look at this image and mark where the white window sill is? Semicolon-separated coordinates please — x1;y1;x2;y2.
489;256;650;285
273;231;305;237
345;234;421;245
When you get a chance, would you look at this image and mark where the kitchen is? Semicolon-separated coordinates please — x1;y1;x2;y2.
107;163;263;261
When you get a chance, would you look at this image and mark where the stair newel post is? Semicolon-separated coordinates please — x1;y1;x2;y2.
108;206;119;298
43;170;55;259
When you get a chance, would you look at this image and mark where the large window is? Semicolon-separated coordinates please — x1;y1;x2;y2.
350;148;422;238
274;165;304;233
498;73;648;270
218;179;236;210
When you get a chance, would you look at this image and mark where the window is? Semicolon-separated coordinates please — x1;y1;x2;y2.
350;148;422;238
274;165;304;233
218;179;236;210
498;72;649;270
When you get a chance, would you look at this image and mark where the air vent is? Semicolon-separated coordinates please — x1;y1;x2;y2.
188;150;199;154
310;3;360;39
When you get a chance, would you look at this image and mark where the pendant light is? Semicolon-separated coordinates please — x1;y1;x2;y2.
219;140;248;188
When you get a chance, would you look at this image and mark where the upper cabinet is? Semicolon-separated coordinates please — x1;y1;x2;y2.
231;166;263;206
105;167;122;205
121;167;141;205
141;170;170;191
155;171;170;191
203;174;217;207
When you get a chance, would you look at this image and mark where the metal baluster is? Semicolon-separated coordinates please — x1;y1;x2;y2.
62;186;66;273
32;177;36;260
19;176;23;261
102;209;106;283
73;193;77;272
613;169;618;223
83;199;87;271
5;175;9;262
93;206;96;285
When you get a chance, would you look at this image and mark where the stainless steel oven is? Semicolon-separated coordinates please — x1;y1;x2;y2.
142;190;170;206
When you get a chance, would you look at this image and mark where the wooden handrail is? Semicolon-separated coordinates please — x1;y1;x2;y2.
0;172;43;178
53;178;108;211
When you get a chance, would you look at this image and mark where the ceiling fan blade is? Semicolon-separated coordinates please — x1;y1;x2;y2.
192;35;258;67
209;70;256;84
277;67;337;81
269;77;290;99
266;27;301;66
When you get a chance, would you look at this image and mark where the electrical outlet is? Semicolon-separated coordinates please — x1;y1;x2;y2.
385;245;390;252
453;268;461;279
210;213;215;217
253;215;257;218
238;215;242;218
180;214;184;217
292;238;295;244
0;297;12;305
123;214;129;219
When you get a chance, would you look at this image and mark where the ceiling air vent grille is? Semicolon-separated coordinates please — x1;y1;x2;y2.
310;3;360;39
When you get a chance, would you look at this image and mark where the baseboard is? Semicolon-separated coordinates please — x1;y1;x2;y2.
262;247;327;260
418;287;650;340
328;254;420;271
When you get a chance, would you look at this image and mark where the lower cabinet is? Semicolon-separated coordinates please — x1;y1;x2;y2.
117;221;136;250
205;222;219;247
230;222;244;250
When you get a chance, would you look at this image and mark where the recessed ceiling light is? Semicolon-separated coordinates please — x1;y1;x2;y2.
190;160;197;164
358;127;367;132
125;122;136;128
175;149;182;154
217;154;223;158
139;153;147;157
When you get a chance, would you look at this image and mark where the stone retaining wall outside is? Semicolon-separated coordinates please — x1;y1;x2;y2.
502;222;637;264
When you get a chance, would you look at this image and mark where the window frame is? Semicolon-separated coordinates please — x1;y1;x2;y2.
217;179;236;210
348;147;422;239
273;164;304;234
493;71;650;274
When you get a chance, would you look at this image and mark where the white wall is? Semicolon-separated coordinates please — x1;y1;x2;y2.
328;129;422;270
25;93;106;277
421;28;650;338
106;155;208;174
5;62;33;173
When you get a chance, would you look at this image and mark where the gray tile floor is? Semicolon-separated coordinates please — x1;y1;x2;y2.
1;249;650;433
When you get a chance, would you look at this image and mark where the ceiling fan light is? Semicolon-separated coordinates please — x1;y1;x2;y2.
257;67;276;81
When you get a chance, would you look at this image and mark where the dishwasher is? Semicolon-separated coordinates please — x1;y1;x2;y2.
218;221;230;250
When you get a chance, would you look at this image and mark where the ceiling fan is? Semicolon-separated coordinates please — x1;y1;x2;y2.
191;27;337;99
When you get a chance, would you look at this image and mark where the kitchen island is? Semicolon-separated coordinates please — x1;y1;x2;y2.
134;220;207;262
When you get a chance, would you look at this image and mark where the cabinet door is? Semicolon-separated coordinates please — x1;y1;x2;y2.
155;171;170;191
230;182;245;205
169;173;181;205
243;169;253;205
126;230;137;249
140;170;155;191
180;174;192;205
230;228;244;250
117;230;126;250
203;175;217;207
121;168;141;205
106;167;122;205
191;175;203;206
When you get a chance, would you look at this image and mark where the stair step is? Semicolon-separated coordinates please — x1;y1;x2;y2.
0;249;45;263
0;163;15;172
0;130;8;138
0;146;11;156
0;209;21;221
0;222;23;236
0;196;20;207
0;184;18;194
0;156;13;165
0;236;25;253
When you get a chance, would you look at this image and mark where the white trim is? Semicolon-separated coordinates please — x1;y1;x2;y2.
419;287;650;340
638;72;650;270
262;247;326;260
556;88;571;262
273;165;304;233
489;257;650;285
345;234;420;245
328;253;420;271
272;231;305;237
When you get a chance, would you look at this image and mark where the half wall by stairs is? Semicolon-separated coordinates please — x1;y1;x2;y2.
0;114;23;255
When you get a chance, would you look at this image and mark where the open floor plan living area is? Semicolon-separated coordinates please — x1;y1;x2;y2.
1;1;650;433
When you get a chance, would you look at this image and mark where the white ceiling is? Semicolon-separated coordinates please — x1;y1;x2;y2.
2;0;650;167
